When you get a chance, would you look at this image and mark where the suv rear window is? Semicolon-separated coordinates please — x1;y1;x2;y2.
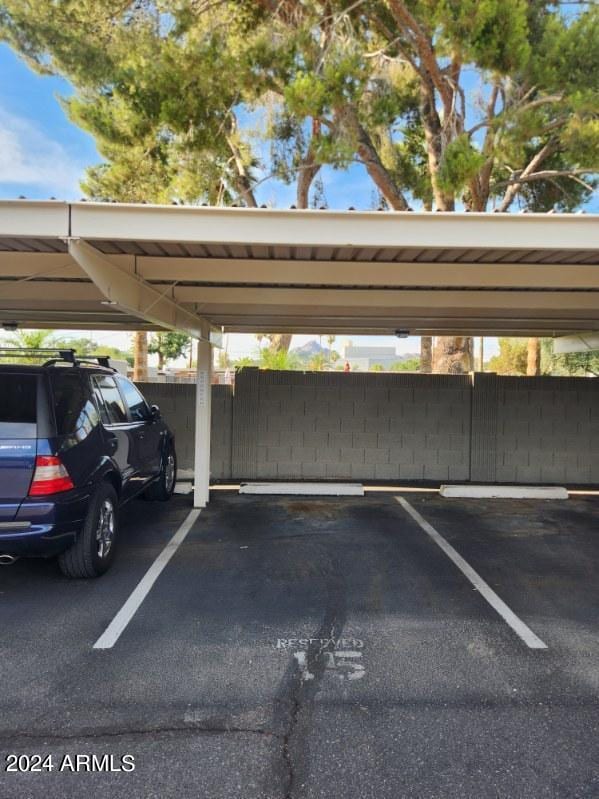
0;373;37;438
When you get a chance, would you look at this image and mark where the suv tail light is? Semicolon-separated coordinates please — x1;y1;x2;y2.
29;456;74;496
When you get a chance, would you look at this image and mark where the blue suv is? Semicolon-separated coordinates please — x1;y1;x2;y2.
0;349;177;578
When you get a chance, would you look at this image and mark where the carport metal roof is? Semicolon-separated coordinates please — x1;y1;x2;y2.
1;199;599;338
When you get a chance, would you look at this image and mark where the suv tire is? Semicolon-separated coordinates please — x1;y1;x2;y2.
144;445;177;502
58;483;118;578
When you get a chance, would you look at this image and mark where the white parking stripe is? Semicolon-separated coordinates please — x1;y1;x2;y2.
395;497;548;650
93;508;201;650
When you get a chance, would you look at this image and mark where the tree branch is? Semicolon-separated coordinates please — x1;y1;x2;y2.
496;139;559;212
495;168;596;189
385;0;452;110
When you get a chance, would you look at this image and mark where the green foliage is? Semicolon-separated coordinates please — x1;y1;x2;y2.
0;330;132;365
390;358;420;372
3;328;56;350
148;331;191;368
487;338;528;375
438;135;486;194
233;356;258;369
370;363;384;372
307;353;327;371
435;0;531;72
542;339;599;376
258;348;301;371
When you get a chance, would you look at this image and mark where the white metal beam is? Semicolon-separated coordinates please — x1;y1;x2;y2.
0;200;69;239
137;256;599;290
68;239;212;340
70;202;599;252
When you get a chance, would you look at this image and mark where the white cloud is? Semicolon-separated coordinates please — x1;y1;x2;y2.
0;107;85;195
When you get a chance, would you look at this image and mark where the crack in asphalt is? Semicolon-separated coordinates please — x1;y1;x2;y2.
272;550;347;799
0;723;272;744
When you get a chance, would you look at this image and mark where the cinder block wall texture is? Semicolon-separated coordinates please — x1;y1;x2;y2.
138;371;599;486
137;382;233;478
232;369;471;481
471;374;599;485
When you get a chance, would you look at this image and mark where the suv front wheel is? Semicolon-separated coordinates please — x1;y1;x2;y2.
58;483;118;578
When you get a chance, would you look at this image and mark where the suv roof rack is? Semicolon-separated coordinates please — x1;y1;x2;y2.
0;347;115;371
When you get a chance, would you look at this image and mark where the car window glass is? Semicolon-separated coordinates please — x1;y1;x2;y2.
0;373;37;438
94;375;128;424
50;371;99;436
116;377;150;422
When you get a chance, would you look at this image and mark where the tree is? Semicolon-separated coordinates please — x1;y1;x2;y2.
234;356;258;369
420;337;432;373
391;357;420;371
326;334;336;367
3;1;597;370
487;339;529;375
132;332;148;382
307;352;327;371
259;347;301;371
3;328;55;348
527;337;541;376
148;331;191;370
0;328;57;363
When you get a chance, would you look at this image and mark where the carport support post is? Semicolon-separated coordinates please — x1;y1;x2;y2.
193;339;212;508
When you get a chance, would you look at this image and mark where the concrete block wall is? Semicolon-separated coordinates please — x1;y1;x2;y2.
472;374;599;485
232;369;471;481
139;372;599;487
137;382;233;478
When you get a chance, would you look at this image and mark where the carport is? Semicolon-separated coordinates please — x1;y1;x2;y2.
1;199;598;507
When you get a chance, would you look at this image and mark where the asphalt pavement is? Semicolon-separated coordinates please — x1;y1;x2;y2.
1;490;598;798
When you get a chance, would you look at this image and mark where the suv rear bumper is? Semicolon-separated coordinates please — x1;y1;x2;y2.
0;489;91;557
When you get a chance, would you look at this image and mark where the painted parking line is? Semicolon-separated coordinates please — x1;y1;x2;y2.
395;497;547;650
93;508;202;650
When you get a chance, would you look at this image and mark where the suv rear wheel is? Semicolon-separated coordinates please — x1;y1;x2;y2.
58;483;118;578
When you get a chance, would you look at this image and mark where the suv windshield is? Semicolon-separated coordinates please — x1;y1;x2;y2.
0;373;37;438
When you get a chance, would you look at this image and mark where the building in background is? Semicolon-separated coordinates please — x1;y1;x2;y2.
343;345;398;371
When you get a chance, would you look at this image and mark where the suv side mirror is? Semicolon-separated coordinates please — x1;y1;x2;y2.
150;404;161;419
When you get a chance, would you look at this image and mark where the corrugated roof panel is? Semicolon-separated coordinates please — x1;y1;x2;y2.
496;249;529;263
184;242;209;257
476;249;510;263
314;246;336;260
457;249;488;262
88;239;126;255
114;240;146;255
204;243;229;258
228;244;249;259
138;241;168;256
374;248;400;261
561;250;599;265
519;249;550;263
353;248;375;261
416;249;443;262
249;244;270;259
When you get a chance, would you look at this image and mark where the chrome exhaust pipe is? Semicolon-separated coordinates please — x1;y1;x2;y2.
0;554;18;565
